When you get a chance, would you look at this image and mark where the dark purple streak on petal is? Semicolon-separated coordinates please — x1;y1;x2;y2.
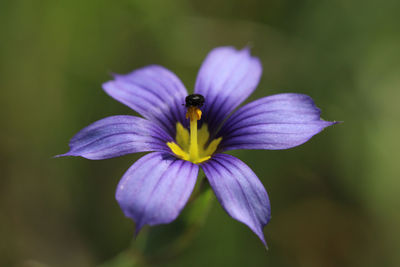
56;116;172;160
219;93;337;151
194;47;262;135
103;65;188;136
201;154;270;245
116;152;199;234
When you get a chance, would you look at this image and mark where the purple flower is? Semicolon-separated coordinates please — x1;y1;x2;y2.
58;46;336;245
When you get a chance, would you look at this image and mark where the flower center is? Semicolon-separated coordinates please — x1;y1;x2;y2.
166;99;222;164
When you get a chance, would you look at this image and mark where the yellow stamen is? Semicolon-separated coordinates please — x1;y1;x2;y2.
176;122;189;151
203;137;222;156
166;142;189;161
166;108;222;164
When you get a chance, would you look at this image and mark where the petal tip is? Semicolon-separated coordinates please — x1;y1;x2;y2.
134;223;145;237
256;230;268;247
101;80;114;91
108;71;119;79
54;152;71;158
323;120;341;128
242;43;253;50
252;226;268;247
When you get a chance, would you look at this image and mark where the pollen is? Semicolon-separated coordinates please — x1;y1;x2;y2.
186;106;202;120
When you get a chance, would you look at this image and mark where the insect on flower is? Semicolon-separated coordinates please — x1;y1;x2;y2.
185;94;205;108
57;46;337;246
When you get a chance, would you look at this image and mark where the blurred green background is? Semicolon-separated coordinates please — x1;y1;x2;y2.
1;0;400;266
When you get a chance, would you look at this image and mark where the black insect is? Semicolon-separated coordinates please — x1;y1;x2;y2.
185;94;205;108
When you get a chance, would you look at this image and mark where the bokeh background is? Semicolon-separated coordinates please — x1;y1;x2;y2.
1;0;400;266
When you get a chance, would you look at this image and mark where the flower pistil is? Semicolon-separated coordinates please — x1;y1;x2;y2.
167;97;221;164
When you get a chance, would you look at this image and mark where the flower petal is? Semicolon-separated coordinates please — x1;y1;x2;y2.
218;93;337;150
57;116;172;160
103;65;188;136
194;46;262;134
116;152;199;233
201;154;270;245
